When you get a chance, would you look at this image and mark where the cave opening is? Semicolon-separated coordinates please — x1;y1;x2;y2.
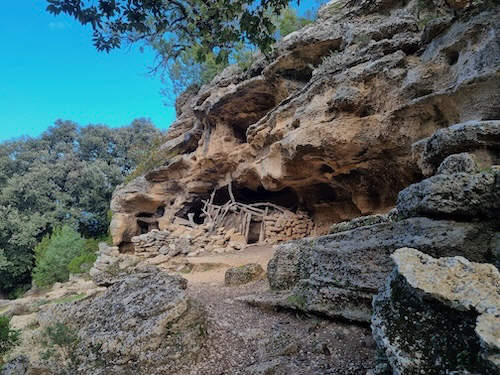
175;198;205;225
213;185;299;212
137;218;159;234
446;50;459;65
135;205;165;235
233;125;248;143
300;183;337;209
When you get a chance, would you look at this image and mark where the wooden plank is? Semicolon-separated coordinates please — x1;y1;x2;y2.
259;207;268;243
244;212;252;243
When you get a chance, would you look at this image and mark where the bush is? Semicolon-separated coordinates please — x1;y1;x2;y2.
0;316;20;365
6;284;30;300
124;135;178;183
32;226;86;287
67;252;97;275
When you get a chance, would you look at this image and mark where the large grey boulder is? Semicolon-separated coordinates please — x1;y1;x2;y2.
37;271;206;375
329;213;390;234
0;356;31;375
413;120;500;176
243;217;497;322
436;152;478;175
397;167;500;221
372;248;499;374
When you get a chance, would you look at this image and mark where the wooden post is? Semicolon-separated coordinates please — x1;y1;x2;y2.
228;181;236;203
259;207;268;243
244;212;252;243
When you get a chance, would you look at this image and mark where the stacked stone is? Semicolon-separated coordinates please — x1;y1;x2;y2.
130;224;247;258
132;230;172;257
264;211;314;243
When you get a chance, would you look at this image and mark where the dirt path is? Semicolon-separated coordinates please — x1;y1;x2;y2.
182;244;275;285
180;245;376;375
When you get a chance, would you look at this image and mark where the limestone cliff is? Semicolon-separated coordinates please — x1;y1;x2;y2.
110;0;500;251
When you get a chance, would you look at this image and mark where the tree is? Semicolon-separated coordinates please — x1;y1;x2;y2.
275;6;313;38
46;0;297;64
162;41;256;98
0;119;161;295
32;225;86;287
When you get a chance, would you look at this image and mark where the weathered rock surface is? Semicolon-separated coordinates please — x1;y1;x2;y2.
372;248;500;374
0;356;30;375
397;167;500;220
436;152;478;175
243;217;498;322
37;271;207;375
329;213;390;234
109;0;500;250
414;120;500;176
224;263;265;286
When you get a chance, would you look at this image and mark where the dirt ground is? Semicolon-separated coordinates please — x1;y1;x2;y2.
179;244;376;375
3;245;376;374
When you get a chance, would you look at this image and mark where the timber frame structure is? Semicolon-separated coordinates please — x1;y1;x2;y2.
198;182;293;244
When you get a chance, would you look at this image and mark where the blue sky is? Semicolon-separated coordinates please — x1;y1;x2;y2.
0;1;325;142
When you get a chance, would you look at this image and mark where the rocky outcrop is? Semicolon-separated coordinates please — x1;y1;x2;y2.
109;0;500;250
243;115;499;322
329;213;391;234
37;271;206;375
372;248;499;374
244;217;497;322
414;120;500;177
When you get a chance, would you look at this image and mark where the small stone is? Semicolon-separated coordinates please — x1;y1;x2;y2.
224;263;265;286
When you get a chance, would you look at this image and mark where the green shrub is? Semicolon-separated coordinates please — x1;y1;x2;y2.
6;284;30;300
67;252;97;274
0;316;21;365
32;226;86;287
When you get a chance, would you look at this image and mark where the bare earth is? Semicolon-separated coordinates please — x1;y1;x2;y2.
180;245;376;375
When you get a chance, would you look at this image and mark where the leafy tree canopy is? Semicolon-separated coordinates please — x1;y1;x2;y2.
0;119;161;295
32;225;86;287
46;0;298;64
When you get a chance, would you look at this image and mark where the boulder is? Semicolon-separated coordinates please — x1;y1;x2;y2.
436;152;478;175
397;167;500;220
224;263;265;286
329;214;390;234
247;217;498;322
37;271;206;375
414;120;500;176
372;248;500;374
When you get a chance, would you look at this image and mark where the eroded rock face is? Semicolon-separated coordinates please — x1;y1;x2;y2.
436;152;478;175
372;248;500;374
249;98;499;323
110;0;500;250
37;271;207;375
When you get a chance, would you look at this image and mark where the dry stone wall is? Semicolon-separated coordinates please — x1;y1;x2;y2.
263;211;314;243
